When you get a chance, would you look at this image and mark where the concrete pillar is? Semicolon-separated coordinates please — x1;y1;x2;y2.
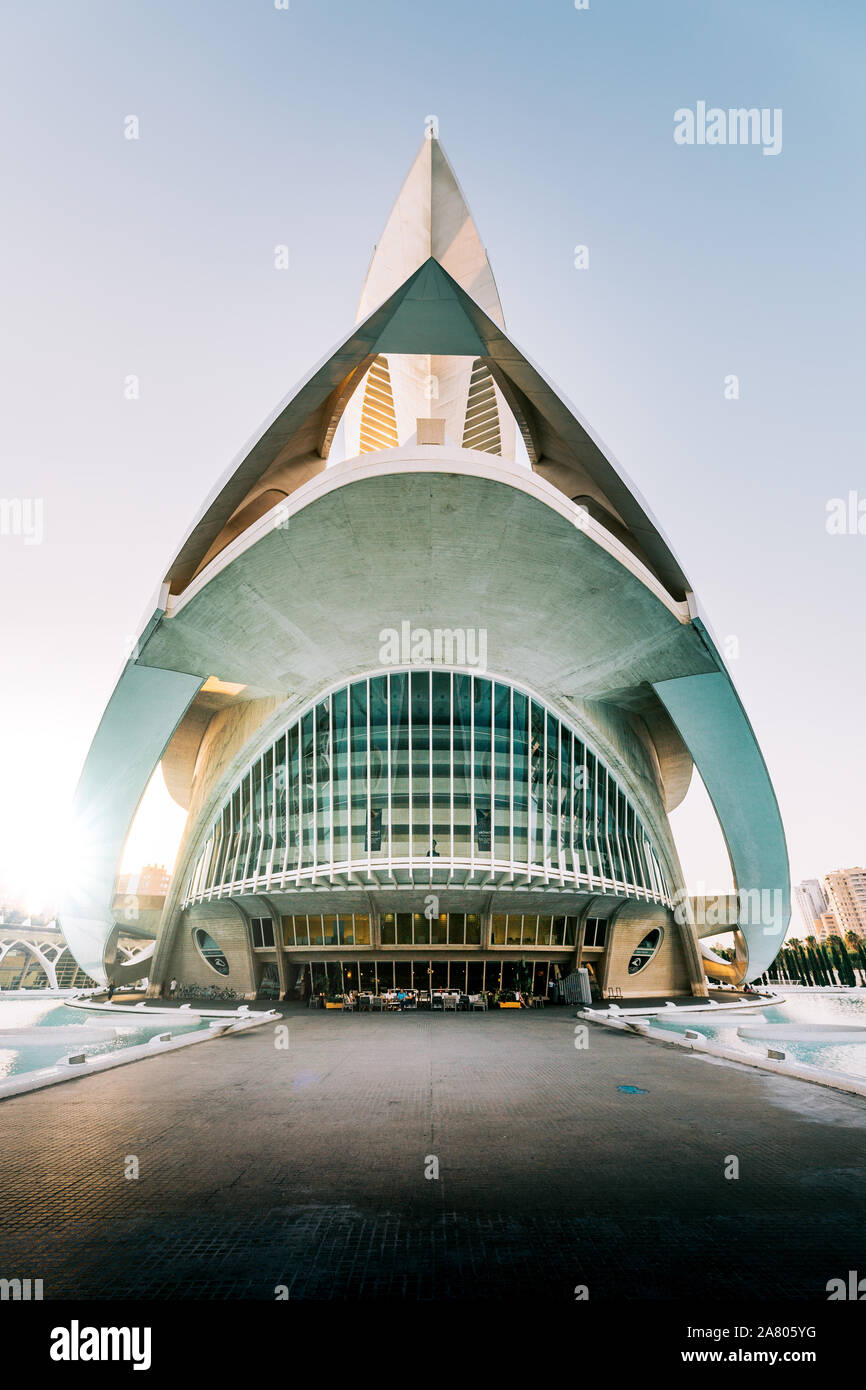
260;895;289;999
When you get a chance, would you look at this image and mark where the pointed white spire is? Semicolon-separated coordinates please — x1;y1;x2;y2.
356;126;506;328
344;125;515;462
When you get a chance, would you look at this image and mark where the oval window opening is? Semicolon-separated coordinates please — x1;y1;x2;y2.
627;926;664;975
193;928;230;976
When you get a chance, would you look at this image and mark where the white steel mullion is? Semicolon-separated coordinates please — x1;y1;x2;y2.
257;752;268;885
408;673;413;872
508;685;514;879
569;731;578;885
611;776;622;895
542;708;550;884
251;758;263;885
247;759;260;885
469;677;475;880
643;830;657;899
589;750;594;889
312;705;318;882
622;795;639;898
525;697;532;881
366;677;372;879
346;688;353;880
221;788;234;897
428;669;434;885
449;671;454;865
295;722;303;887
329;692;334;881
602;767;615;896
222;802;233;894
387;673;393;880
280;732;292;885
266;744;276;888
636;817;651;898
229;781;244;892
208;814;222;898
489;680;495;875
556;718;563;884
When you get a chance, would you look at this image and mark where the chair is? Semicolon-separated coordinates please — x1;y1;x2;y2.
470;994;488;1012
370;995;384;1012
443;994;458;1012
343;994;356;1012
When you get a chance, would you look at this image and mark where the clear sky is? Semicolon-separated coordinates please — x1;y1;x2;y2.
0;0;863;921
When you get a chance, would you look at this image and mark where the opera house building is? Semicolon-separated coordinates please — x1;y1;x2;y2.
61;132;790;1005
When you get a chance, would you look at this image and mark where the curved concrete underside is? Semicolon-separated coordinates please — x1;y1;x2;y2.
61;449;789;985
654;640;791;982
148;455;710;710
162;257;692;601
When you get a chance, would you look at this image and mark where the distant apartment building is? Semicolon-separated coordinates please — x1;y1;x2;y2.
818;911;839;942
823;868;866;939
116;864;171;899
794;879;828;936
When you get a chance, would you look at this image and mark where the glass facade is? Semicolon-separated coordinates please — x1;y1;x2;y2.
298;958;565;996
183;671;671;905
281;913;371;947
491;914;578;948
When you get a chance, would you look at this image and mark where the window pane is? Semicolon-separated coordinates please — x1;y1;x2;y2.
413;912;431;946
449;961;467;992
389;672;409;857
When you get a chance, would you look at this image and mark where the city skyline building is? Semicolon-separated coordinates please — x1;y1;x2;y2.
60;131;790;1000
818;911;839;942
116;864;171;899
823;867;866;939
794;877;829;936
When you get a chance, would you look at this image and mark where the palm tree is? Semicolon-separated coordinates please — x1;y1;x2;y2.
845;930;866;985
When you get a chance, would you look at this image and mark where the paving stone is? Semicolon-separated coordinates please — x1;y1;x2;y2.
0;1006;864;1299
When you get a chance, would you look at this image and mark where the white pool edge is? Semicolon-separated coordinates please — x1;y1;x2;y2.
591;992;787;1018
0;1009;281;1103
579;1010;866;1100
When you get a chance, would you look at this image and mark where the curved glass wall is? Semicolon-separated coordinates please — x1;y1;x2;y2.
183;671;671;904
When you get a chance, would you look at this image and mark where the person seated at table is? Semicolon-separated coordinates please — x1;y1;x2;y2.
396;988;407;1010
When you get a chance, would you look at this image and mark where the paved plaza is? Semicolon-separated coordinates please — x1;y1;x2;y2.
1;1005;865;1301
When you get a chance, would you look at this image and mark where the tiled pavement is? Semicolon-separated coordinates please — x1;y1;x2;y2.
1;1005;864;1300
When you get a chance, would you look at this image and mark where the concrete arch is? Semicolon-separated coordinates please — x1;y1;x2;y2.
0;938;58;990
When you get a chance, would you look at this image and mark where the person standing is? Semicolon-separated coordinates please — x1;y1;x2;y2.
169;977;177;999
